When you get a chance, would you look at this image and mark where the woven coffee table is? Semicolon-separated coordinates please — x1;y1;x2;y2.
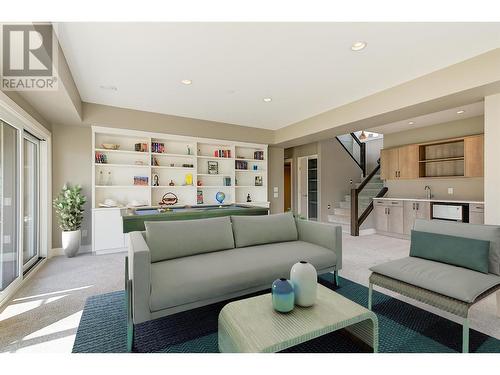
218;284;378;353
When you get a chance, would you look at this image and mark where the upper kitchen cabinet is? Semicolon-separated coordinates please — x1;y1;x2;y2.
381;134;484;180
464;134;484;177
380;145;419;180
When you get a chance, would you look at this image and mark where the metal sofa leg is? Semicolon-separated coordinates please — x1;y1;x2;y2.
368;283;373;310
125;257;134;353
334;270;340;287
462;318;469;353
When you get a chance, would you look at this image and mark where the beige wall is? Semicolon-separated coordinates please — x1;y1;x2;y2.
383;116;485;201
318;139;363;222
267;147;284;214
52;123;92;248
484;94;500;225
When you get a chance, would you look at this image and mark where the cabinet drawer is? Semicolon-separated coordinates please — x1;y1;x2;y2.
374;200;387;206
469;204;484;213
386;200;403;207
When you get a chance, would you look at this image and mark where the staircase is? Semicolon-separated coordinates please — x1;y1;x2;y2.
328;173;384;233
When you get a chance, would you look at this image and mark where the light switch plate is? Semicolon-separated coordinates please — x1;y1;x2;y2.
273;187;278;193
273;192;278;198
448;187;454;195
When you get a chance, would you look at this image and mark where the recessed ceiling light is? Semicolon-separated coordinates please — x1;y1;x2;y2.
408;121;415;125
263;97;272;103
351;41;367;51
181;79;192;85
456;110;465;114
99;85;117;91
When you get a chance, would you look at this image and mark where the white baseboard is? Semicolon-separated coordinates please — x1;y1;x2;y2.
95;247;127;256
49;244;92;258
359;228;376;236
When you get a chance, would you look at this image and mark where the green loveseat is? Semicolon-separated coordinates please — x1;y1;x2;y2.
368;219;500;353
126;212;342;351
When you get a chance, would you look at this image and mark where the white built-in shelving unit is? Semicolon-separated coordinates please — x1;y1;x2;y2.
91;126;268;253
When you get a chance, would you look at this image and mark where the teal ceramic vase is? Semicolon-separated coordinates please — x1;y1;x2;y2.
272;278;294;313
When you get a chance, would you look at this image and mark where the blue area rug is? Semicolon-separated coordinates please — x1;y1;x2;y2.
72;275;500;353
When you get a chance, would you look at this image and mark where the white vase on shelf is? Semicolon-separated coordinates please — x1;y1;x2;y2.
290;261;317;307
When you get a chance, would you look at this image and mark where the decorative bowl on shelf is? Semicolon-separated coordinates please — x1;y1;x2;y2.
101;143;120;150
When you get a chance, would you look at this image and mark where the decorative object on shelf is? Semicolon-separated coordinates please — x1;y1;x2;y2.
95;152;108;164
134;160;145;165
187;145;192;155
158;192;178;206
223;177;231;186
98;198;118;208
170;163;175;167
215;191;226;204
197;180;202;186
53;184;86;258
290;261;317;307
134;176;149;186
97;170;104;185
151;142;165;153
247;193;252;202
105;171;113;186
185;173;193;186
101;143;120;150
235;160;248;170
253;165;258;171
152;156;160;166
213;149;231;158
152;174;160;186
197;189;204;204
254;150;264;160
135;143;148;152
182;163;194;168
208;161;219;175
271;278;294;313
255;176;263;186
169;179;175;186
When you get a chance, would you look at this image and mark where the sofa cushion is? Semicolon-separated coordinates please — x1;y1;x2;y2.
370;257;500;303
410;230;490;274
414;219;500;276
149;240;336;311
145;216;235;262
231;212;298;248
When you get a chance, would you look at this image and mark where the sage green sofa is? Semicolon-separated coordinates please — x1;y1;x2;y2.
126;212;342;351
368;219;500;353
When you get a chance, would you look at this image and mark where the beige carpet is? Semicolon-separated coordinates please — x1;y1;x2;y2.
0;233;498;353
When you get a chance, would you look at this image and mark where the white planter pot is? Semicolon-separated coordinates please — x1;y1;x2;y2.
290;261;317;307
62;229;81;257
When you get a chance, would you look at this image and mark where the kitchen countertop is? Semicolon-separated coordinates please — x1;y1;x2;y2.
373;197;484;205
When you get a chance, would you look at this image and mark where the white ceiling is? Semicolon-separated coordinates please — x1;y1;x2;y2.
56;23;500;130
368;102;484;134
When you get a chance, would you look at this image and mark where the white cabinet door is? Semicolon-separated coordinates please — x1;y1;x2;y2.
93;209;125;251
387;206;404;234
374;204;388;232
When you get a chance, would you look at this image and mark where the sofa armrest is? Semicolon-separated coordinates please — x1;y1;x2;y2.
128;231;151;324
296;219;342;270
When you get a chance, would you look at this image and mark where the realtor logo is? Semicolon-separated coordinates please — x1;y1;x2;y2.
1;23;58;90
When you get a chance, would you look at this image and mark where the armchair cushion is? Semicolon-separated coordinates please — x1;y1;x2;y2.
410;230;490;274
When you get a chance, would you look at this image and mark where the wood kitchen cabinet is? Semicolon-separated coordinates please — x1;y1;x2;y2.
464;135;484;177
380;145;419;180
403;201;431;235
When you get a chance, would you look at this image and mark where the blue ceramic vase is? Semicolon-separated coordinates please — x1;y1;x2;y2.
272;278;295;313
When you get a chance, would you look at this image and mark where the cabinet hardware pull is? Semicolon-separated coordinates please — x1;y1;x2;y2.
412;203;415;210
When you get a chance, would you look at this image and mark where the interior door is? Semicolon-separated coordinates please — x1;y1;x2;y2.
23;133;40;270
297;157;308;218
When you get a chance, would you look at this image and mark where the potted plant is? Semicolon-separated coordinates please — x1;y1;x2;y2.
53;184;87;257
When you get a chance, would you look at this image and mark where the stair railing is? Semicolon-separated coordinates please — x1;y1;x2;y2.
335;133;366;177
350;159;388;236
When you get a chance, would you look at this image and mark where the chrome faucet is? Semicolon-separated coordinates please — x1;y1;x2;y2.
424;185;432;200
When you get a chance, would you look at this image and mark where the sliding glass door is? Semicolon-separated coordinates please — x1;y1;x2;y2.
23;133;40;269
0;120;19;292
